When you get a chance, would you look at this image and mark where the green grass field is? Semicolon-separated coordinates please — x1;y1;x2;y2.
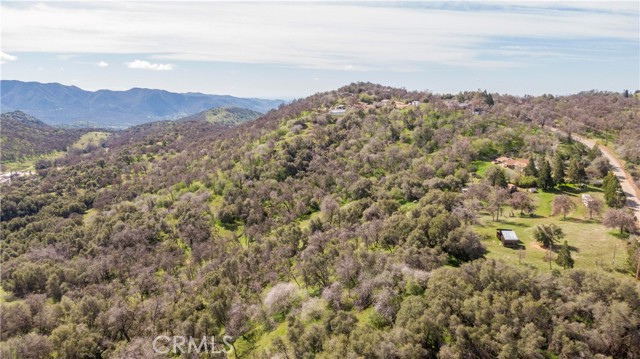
1;132;110;173
0;150;64;172
475;186;631;279
72;131;110;149
472;160;493;177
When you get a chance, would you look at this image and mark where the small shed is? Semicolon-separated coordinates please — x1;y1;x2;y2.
497;229;519;247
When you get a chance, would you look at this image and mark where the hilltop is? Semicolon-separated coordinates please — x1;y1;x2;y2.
1;83;639;358
0;80;284;128
180;106;264;125
0;111;98;163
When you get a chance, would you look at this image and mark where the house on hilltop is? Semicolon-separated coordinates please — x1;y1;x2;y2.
330;105;347;115
493;156;528;172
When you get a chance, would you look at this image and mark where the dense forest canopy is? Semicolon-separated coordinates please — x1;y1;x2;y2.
1;83;639;358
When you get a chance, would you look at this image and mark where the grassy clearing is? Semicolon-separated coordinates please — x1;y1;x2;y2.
471;160;493;177
1;132;109;173
0;151;64;172
234;321;288;356
0;287;10;303
298;211;321;230
476;186;630;279
72;131;110;149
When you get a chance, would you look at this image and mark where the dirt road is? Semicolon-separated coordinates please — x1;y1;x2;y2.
550;128;640;227
0;171;31;184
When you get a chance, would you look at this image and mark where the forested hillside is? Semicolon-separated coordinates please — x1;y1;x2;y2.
488;91;640;185
180;106;263;125
0;111;94;163
1;83;639;358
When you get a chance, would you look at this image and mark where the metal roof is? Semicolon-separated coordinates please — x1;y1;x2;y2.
499;229;519;241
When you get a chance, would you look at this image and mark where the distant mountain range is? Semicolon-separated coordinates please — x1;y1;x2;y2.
0;80;283;128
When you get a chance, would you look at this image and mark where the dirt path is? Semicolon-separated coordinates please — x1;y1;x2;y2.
549;127;640;227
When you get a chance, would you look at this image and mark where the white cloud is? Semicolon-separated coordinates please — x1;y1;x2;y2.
97;61;109;67
126;60;173;71
1;51;18;64
0;2;637;70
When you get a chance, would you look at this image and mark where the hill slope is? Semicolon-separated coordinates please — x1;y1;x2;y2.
0;80;283;128
0;111;93;162
0;83;638;358
180;106;263;125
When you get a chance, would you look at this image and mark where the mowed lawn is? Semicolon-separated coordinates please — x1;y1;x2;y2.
475;185;631;279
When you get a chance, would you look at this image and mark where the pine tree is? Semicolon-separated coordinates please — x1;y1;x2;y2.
552;153;565;185
587;144;602;161
567;158;586;185
555;240;574;269
537;159;554;190
524;157;538;177
485;166;508;188
603;171;625;208
484;90;494;106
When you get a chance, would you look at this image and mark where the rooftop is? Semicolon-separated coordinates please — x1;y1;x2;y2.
498;229;519;241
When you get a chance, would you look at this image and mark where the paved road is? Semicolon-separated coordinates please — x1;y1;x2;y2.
550;128;640;227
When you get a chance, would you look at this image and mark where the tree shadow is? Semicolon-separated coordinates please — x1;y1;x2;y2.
521;213;544;219
610;231;630;240
502;241;526;250
585;186;603;193
559;217;590;224
567;244;580;253
580;218;601;224
493;220;530;228
557;185;582;196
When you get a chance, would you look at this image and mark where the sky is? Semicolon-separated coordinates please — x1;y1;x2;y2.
1;1;639;99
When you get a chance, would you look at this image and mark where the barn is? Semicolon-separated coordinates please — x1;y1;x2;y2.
497;229;519;247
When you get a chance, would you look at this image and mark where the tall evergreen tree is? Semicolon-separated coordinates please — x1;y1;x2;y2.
537;159;554;190
485;166;508;188
603;171;626;208
524;157;538;177
587;144;602;161
567;158;586;185
483;90;494;106
552;153;565;185
555;240;574;269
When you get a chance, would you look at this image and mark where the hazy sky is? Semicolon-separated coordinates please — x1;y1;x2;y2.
1;1;638;98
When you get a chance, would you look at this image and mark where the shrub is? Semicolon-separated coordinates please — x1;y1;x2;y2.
300;297;327;322
264;282;299;316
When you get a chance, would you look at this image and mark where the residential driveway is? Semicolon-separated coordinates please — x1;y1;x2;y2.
550;128;640;227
